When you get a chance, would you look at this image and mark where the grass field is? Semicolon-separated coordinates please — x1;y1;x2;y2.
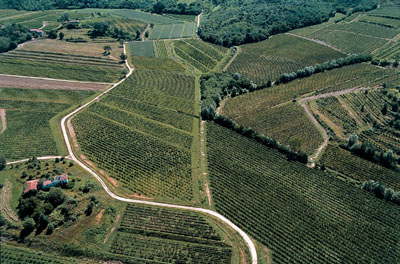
320;145;400;190
107;204;233;264
72;69;196;200
111;9;181;24
227;34;344;84
129;41;155;57
206;122;400;264
0;88;95;159
221;64;392;154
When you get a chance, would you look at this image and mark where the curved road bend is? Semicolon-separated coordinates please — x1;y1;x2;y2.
5;44;258;263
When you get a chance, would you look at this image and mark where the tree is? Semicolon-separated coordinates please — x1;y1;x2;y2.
59;32;64;40
103;45;112;55
122;68;128;77
382;103;388;115
46;189;65;207
0;156;5;170
46;223;54;235
48;30;57;39
120;52;127;62
153;2;166;14
85;202;94;216
20;217;35;239
348;134;358;148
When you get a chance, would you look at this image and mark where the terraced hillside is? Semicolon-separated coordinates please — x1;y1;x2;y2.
72;69;197;200
227;34;344;84
0;88;94;159
206;122;400;264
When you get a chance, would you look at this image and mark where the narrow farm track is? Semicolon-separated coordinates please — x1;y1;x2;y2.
0;180;20;223
299;86;374;166
0;108;6;134
6;44;258;264
0;73;113;85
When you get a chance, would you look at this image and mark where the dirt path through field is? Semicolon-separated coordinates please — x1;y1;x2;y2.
200;121;213;207
0;109;6;134
103;211;121;244
0;180;20;224
141;24;151;41
196;11;203;34
299;86;374;166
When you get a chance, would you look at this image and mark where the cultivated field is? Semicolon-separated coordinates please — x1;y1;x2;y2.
72;69;196;200
174;39;228;72
149;22;196;40
107;204;233;263
129;41;155;57
221;64;393;154
206;122;400;264
0;75;110;91
227;34;344;84
0;88;95;159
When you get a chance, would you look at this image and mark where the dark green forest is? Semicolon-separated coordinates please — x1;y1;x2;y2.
199;0;378;46
0;0;202;15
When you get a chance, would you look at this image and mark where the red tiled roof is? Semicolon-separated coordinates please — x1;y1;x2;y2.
42;180;52;186
30;29;43;33
24;179;39;193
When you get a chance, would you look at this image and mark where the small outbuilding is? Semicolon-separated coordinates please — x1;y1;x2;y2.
29;29;44;35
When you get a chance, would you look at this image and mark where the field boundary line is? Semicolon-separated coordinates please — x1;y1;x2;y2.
285;32;347;54
0;74;113;85
0;109;6;134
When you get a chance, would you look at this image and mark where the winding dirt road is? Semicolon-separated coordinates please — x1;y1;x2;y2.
6;44;258;264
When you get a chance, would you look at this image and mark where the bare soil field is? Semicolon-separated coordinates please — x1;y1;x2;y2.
0;74;110;91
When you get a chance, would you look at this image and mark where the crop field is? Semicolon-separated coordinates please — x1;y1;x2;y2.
174;39;227;72
129;41;155;57
20;39;124;58
0;10;62;27
130;56;185;72
149;22;196;40
0;243;77;264
206;122;400;264
72;69;196;200
374;41;400;60
369;7;400;19
320;145;400;190
0;88;94;159
222;64;392;153
103;17;147;33
107;204;232;263
0;55;123;82
290;13;346;37
227;34;344;84
359;15;400;28
111;9;180;24
333;21;400;39
154;40;169;58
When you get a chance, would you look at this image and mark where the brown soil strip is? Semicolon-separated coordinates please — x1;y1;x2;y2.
0;109;6;134
264;248;272;264
95;209;105;224
127;193;153;200
103;212;121;244
0;75;110;91
204;182;212;207
0;180;20;223
67;120;79;150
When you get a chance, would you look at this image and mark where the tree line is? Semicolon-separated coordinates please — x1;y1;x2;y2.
362;180;400;206
0;24;38;53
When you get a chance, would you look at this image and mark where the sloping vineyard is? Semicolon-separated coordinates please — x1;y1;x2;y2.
206;122;400;264
108;204;232;264
129;41;155;58
226;34;344;84
72;69;196;200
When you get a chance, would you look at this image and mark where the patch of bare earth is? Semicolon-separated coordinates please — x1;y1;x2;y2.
0;180;20;223
95;209;105;224
127;193;153;200
204;182;212;207
0;109;6;134
103;212;121;244
240;249;246;264
67;120;79;150
0;75;110;91
264;247;272;264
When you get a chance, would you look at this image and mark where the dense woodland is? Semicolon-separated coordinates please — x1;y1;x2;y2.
0;0;202;15
0;24;33;53
199;0;378;46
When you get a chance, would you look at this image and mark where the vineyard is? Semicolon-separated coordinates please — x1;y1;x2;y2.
149;22;196;40
0;88;94;159
374;41;400;60
0;243;77;264
320;145;400;190
72;69;196;200
221;64;391;153
174;39;227;72
206;122;400;264
129;41;156;57
0;10;62;27
359;15;400;28
227;34;344;84
154;41;169;58
369;6;400;19
111;9;180;24
108;204;232;264
0;55;123;82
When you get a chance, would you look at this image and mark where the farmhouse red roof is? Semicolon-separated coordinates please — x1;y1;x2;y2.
42;180;52;186
24;179;39;193
29;29;43;33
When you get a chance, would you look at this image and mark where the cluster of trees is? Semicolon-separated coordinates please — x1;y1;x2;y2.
0;0;202;15
362;180;400;205
344;134;399;170
89;22;139;40
200;72;308;164
371;59;399;68
277;54;372;84
0;24;34;53
199;0;377;46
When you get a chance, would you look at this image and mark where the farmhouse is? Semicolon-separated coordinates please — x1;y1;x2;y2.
23;179;39;194
29;29;43;35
